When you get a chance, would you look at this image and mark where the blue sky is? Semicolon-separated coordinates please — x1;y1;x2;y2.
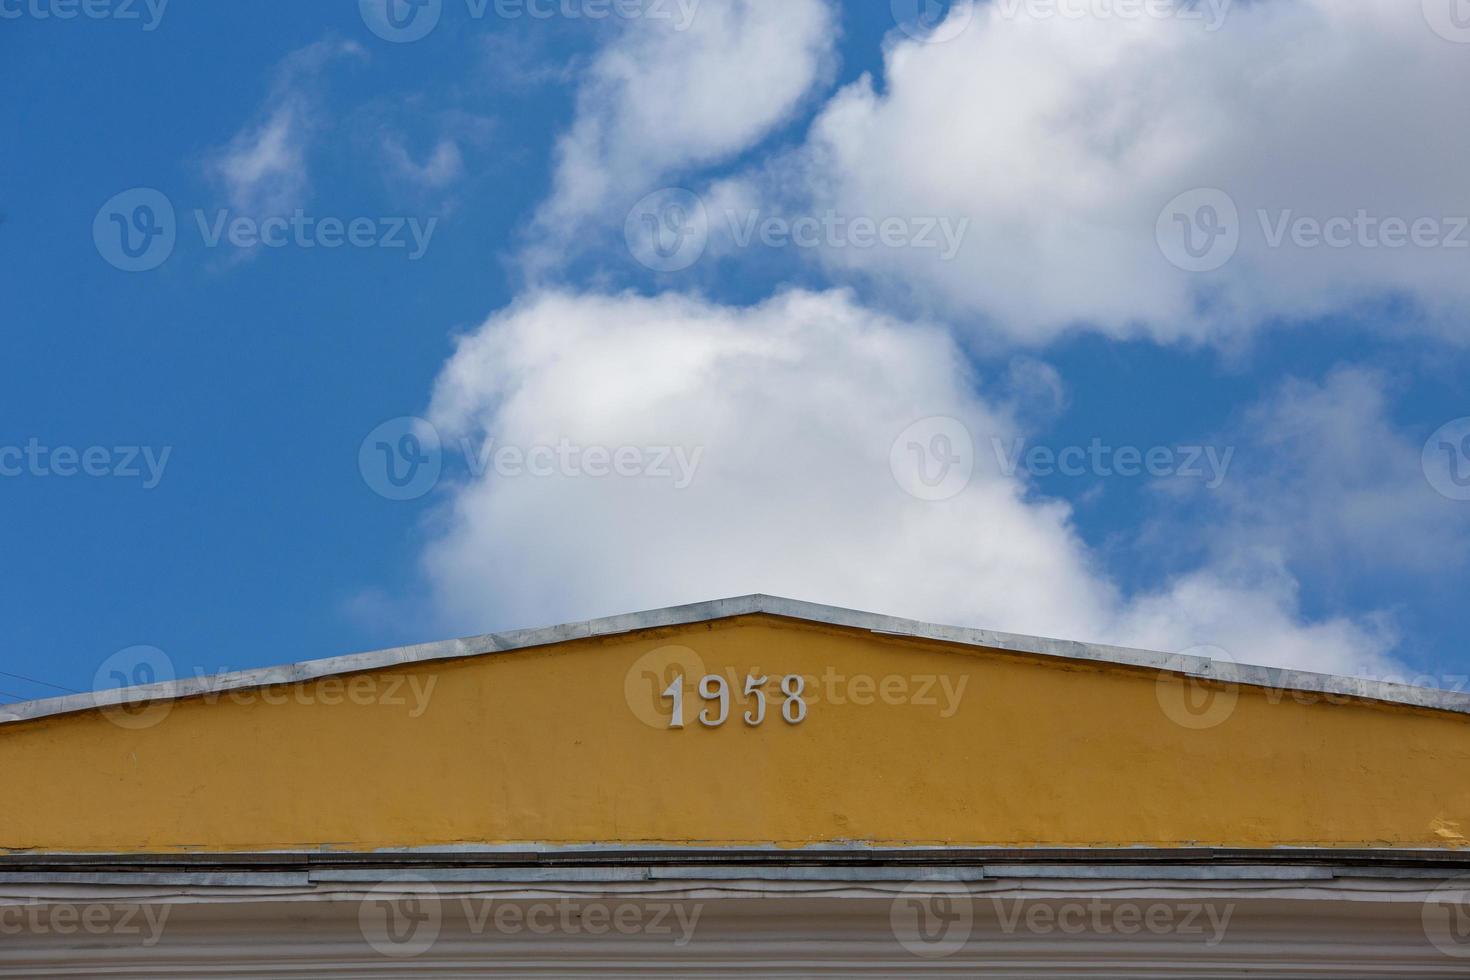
3;0;1469;701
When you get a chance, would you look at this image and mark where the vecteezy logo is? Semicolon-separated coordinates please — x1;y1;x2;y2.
93;645;176;730
891;0;974;43
1156;188;1240;273
1422;878;1470;957
360;0;443;43
890;881;974;959
1423;418;1470;501
1155;644;1239;731
359;877;443;958
890;417;974;502
624;188;709;273
624;645;708;729
359;417;443;501
93;188;176;272
1423;0;1470;43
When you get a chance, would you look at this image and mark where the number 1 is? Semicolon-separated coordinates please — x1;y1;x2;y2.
662;674;684;729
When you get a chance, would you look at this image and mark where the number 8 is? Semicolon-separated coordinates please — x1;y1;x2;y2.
780;675;807;724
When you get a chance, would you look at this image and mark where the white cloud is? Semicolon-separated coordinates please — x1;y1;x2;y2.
419;288;1402;679
213;109;304;217
747;0;1470;344
383;137;465;191
208;40;365;216
531;0;837;251
1189;367;1470;576
1112;557;1399;679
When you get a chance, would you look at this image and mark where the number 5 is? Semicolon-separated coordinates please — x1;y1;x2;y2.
743;675;768;726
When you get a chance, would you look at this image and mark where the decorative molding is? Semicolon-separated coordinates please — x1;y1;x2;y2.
0;882;1465;975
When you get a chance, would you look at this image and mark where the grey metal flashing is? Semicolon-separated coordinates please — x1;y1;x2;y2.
0;872;311;887
2;594;1468;726
308;866;990;884
3;846;1470;873
0;862;1446;889
974;865;1333;881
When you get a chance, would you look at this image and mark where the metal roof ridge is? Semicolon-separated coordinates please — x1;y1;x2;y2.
3;594;1466;725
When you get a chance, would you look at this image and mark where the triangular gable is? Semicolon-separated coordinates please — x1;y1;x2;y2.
2;597;1467;853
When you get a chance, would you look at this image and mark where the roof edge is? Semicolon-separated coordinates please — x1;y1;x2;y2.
4;844;1470;872
3;594;1467;726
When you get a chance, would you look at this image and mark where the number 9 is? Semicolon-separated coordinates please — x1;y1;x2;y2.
699;674;729;727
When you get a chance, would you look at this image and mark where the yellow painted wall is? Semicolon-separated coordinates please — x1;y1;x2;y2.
2;614;1468;853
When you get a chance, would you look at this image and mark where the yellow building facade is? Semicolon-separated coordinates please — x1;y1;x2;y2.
3;595;1469;974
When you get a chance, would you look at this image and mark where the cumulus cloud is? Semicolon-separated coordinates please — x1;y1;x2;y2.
530;0;837;256
740;0;1470;343
1113;559;1398;678
419;288;1401;679
1183;367;1470;576
208;40;366;216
